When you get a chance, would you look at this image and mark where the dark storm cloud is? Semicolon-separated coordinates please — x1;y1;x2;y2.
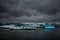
0;0;60;22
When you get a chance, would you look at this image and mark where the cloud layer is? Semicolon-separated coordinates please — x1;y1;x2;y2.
0;0;60;23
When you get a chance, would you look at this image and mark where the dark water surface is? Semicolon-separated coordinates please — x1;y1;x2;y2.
0;28;59;40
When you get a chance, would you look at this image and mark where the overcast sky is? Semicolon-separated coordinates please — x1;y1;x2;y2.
0;0;60;23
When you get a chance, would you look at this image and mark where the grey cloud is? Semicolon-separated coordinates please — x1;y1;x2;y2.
0;0;60;22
